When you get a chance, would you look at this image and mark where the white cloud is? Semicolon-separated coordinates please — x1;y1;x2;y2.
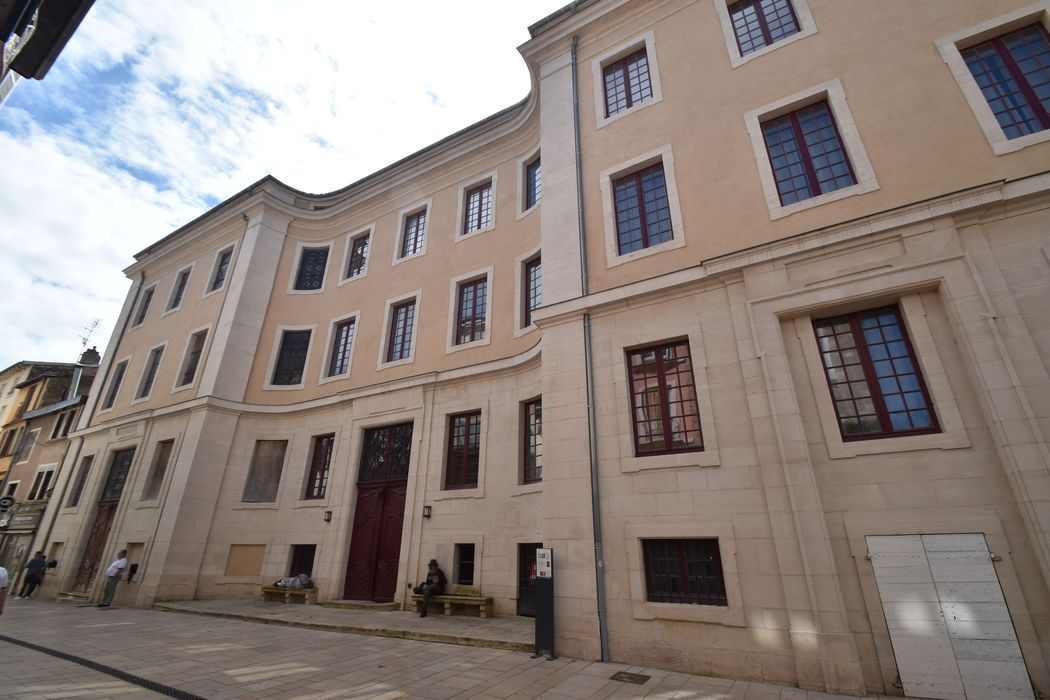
0;0;567;369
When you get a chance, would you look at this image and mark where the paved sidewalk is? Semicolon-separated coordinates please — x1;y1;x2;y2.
0;600;896;699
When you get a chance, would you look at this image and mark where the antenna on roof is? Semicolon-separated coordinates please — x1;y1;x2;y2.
78;319;100;355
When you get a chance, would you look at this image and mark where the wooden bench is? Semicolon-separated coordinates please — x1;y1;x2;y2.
411;593;494;619
261;585;318;605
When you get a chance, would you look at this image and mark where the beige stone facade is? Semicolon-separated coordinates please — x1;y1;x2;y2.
30;1;1050;696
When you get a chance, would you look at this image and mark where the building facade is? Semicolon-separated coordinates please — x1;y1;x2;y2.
33;1;1050;697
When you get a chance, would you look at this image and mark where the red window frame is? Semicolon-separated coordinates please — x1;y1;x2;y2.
327;319;356;377
456;277;487;345
346;234;369;278
813;306;940;441
304;434;334;500
524;156;541;210
445;411;481;489
613;163;673;255
642;538;727;606
728;0;801;56
463;182;493;235
627;340;704;456
386;300;416;362
523;257;541;328
603;48;653;117
523;399;542;484
400;210;427;258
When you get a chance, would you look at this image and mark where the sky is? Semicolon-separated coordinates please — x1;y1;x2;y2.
0;0;568;370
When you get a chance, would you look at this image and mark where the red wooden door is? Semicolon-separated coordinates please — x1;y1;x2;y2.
372;483;406;601
343;482;407;601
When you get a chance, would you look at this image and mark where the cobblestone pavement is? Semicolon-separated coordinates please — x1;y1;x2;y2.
0;599;895;699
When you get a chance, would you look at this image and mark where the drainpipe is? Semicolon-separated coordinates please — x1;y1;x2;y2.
572;33;610;663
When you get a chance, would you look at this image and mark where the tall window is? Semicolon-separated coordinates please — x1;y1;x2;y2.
603;48;653;117
167;268;191;311
242;440;287;502
761;100;856;206
961;24;1050;140
642;539;727;606
523;399;542;484
525;156;542;210
728;0;800;56
524;257;542;327
141;439;174;501
101;360;129;410
627;341;704;455
814;306;938;440
13;429;38;464
386;300;416;362
445;411;481;489
358;423;414;482
400;210;427;258
463;181;493;235
132;286;155;327
177;330;207;388
345;234;370;278
294;247;329;291
327;319;356;377
66;455;93;507
51;409;77;439
455;543;476;585
0;429;17;456
304;434;334;500
135;346;164;400
455;278;487;345
27;465;56;501
614;164;673;255
271;330;311;386
210;248;233;292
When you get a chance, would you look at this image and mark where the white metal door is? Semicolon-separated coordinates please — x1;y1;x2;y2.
868;534;1033;700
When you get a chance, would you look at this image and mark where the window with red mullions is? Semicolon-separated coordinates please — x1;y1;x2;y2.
456;278;487;345
961;24;1050;140
627;340;703;455
386;300;415;362
524;257;541;327
761;100;856;206
346;235;369;277
728;0;801;56
813;306;939;440
400;211;426;257
614;164;673;255
304;434;334;499
463;182;493;234
603;48;653;117
642;538;727;606
446;411;481;489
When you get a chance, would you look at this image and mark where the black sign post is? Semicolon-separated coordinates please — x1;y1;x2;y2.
532;547;556;660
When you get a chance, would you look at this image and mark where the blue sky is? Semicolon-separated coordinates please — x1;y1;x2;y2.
0;0;567;369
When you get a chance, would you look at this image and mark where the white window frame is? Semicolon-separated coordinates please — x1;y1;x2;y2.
263;324;317;391
455;171;499;242
599;144;687;268
935;1;1050;156
131;341;167;404
516;148;542;219
172;325;210;393
377;290;422;370
591;30;664;130
203;243;237;298
163;263;195;315
50;409;77;440
339;225;375;285
27;463;57;501
446;267;494;354
713;0;817;68
318;310;361;385
98;356;132;413
514;245;542;337
129;283;158;330
4;481;19;498
287;240;333;295
744;78;879;220
392;199;432;266
13;428;40;465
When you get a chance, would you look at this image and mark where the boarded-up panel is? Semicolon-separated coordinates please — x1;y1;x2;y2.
226;544;266;576
241;440;287;502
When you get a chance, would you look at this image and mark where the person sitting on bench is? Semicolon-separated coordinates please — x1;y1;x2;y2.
414;559;447;617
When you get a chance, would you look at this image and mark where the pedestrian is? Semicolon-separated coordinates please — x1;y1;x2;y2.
16;551;47;599
97;549;127;608
415;559;447;617
0;565;7;615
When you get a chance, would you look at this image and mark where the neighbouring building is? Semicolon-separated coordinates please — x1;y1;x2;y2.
32;1;1050;697
0;0;95;90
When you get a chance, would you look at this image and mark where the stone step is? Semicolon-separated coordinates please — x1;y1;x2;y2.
321;599;399;611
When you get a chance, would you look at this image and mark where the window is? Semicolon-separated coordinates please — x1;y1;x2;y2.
524;156;542;210
131;286;155;327
358;423;414;483
141;439;174;501
135;345;165;400
100;360;128;410
5;481;17;497
642;539;727;606
761;100;856;206
603;48;653;117
289;544;316;577
627;341;704;455
961;24;1050;140
400;210;427;258
51;409;77;439
523;399;542;484
386;300;416;363
0;429;18;456
13;429;38;464
167;267;191;311
445;411;481;489
524;257;541;328
176;330;207;388
27;465;56;501
304;434;334;500
462;181;493;235
455;543;476;586
813;306;938;440
271;330;311;386
327;319;356;377
66;455;93;507
293;246;329;291
613;164;673;255
209;247;233;292
100;448;135;503
728;0;800;56
345;233;370;278
455;278;488;345
242;439;287;502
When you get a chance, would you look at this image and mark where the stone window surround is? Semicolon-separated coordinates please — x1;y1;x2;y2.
60;449;99;514
454;171;499;243
262;324;317;391
516;146;542;220
172;324;211;393
163;262;195;316
935;0;1050;155
27;462;58;501
377;289;422;370
513;245;542;337
391;199;432;266
135;435;180;508
431;399;489;502
338;224;375;285
293;423;343;508
519;395;543;487
590;30;664;130
286;239;334;295
128;282;158;330
130;340;168;405
625;520;745;627
233;435;292;511
203;242;238;299
445;266;494;354
98;356;132;414
13;428;40;465
713;0;817;68
599;144;687;268
318;310;361;386
744;78;879;220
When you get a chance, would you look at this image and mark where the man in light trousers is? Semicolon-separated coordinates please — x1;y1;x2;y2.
97;549;127;608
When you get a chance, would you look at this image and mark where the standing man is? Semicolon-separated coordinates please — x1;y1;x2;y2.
0;565;7;615
417;559;447;617
97;549;127;608
16;551;47;599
